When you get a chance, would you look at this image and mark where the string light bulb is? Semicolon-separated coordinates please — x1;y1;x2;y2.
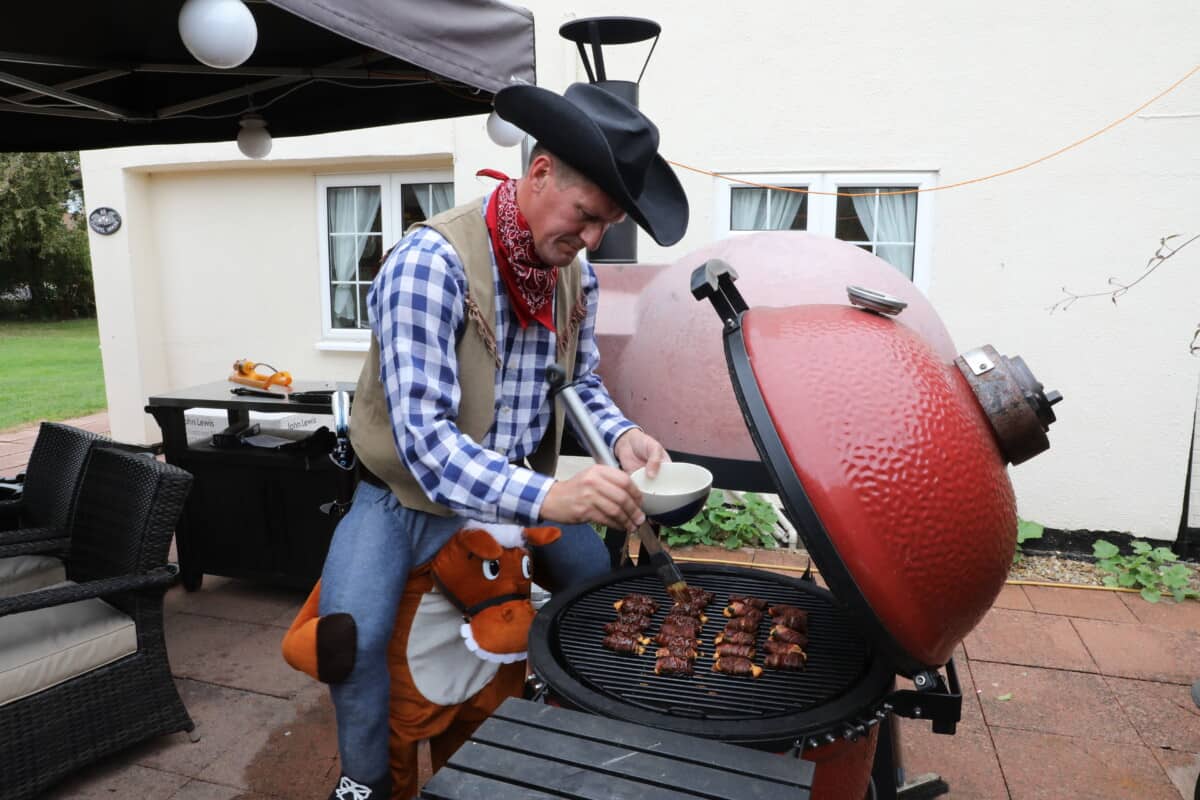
237;113;272;158
486;110;524;147
178;0;258;69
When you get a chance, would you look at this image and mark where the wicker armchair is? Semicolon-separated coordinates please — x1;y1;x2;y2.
0;422;106;555
0;447;196;800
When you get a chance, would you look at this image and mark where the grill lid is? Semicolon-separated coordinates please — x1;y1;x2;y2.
692;258;1058;675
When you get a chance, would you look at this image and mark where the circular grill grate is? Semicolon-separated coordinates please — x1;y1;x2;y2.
550;566;874;721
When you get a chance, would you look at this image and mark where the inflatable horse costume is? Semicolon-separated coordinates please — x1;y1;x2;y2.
282;522;560;799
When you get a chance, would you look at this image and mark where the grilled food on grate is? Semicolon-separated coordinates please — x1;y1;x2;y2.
713;655;763;678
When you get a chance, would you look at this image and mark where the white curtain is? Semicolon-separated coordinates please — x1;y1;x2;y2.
431;183;454;215
411;183;455;219
731;187;804;230
851;189;917;278
329;186;381;326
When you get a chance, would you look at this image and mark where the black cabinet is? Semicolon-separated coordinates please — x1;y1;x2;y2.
146;380;354;591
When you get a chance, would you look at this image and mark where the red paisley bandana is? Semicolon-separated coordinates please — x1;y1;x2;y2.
479;169;557;331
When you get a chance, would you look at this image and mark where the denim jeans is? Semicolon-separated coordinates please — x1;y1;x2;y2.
317;479;609;784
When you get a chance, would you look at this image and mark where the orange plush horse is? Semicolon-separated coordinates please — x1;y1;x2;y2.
282;522;560;800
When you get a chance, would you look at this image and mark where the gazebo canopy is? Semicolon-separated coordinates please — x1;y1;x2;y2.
0;0;535;152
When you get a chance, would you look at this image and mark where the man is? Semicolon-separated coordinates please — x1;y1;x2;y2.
316;82;689;799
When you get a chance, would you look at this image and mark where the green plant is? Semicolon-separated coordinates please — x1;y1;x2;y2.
663;490;782;550
1013;518;1045;564
1093;539;1200;603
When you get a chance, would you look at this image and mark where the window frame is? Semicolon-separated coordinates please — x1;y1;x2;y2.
315;170;453;347
713;171;936;292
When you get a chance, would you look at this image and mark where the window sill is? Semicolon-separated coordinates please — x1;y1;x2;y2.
314;339;370;353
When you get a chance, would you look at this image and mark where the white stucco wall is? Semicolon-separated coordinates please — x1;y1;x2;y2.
83;0;1200;540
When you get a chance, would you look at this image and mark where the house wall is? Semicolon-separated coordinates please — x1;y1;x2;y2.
82;0;1200;540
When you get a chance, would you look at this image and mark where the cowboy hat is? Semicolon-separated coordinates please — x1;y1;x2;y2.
493;82;689;247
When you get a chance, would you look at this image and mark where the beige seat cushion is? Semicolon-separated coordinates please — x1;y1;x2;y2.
0;555;66;597
0;581;136;707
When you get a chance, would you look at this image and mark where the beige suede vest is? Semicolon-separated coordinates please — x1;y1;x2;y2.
349;198;585;517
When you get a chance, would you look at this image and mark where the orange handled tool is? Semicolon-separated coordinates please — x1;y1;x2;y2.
229;359;293;391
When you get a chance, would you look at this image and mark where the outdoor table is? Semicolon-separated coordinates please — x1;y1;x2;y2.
419;697;814;799
146;380;354;590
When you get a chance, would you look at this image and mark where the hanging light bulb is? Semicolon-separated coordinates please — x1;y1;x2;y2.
486;110;525;147
178;0;258;69
237;114;272;158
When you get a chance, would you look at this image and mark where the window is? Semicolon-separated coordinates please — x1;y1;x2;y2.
715;172;934;290
316;172;453;343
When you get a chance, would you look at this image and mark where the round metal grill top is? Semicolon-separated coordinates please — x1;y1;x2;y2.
529;564;894;749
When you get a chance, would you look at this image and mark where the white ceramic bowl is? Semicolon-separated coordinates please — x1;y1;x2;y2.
630;462;714;526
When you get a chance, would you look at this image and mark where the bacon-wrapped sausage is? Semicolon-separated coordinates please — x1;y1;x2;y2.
721;616;760;634
764;650;807;670
602;633;647;655
723;601;761;619
762;639;807;655
659;617;704;637
722;606;764;626
769;604;808;620
614;594;658;615
655;655;695;676
656;643;698;660
678;587;715;607
603;617;652;635
669;600;709;618
714;642;756;660
728;594;768;610
769;625;807;645
713;656;763;678
654;632;701;648
713;630;755;646
772;612;808;632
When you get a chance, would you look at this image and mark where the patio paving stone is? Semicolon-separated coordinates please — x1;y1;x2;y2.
1120;593;1200;632
971;662;1140;744
198;681;338;799
991;729;1179;800
1073;617;1200;685
1153;748;1200;800
898;722;1008;800
1106;675;1200;752
164;576;307;629
131;677;298;778
171;780;277;800
41;761;190;800
962;608;1098;672
991;584;1032;611
165;611;313;699
1021;585;1139;623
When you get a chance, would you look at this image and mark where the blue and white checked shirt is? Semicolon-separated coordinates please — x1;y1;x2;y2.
368;200;636;525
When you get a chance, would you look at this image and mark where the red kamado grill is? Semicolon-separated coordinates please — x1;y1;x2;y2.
530;253;1061;800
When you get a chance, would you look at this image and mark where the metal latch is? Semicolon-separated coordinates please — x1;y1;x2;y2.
847;285;907;316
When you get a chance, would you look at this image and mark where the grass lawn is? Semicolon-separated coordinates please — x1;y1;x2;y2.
0;319;106;431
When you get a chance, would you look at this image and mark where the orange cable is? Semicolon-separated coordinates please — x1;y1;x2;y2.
668;62;1200;198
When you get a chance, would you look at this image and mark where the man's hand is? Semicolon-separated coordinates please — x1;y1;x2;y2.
540;465;646;533
613;428;668;479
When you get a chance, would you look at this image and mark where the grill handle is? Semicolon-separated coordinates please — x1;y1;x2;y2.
545;363;689;600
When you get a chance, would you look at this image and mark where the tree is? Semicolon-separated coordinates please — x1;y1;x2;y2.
0;151;94;318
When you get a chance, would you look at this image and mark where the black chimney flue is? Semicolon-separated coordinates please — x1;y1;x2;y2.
559;17;661;264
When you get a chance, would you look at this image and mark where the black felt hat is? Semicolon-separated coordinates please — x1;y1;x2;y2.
493;82;689;247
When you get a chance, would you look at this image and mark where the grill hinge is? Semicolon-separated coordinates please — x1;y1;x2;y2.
886;659;963;735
